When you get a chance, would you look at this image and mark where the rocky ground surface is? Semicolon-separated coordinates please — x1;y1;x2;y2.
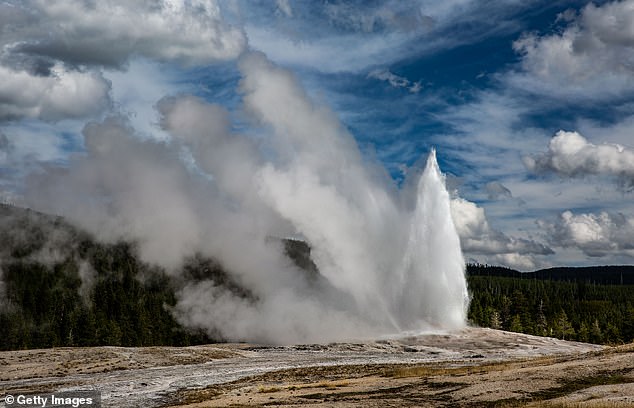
1;327;632;407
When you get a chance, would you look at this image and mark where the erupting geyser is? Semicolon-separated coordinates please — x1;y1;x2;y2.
26;52;470;344
398;149;470;330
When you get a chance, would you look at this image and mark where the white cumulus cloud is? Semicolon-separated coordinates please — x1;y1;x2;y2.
508;0;634;99
0;0;246;122
524;130;634;191
9;0;246;68
450;197;552;270
0;64;111;122
538;210;634;258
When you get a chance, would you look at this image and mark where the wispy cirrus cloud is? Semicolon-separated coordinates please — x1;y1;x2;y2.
275;0;293;18
367;69;422;93
242;0;532;73
485;181;512;200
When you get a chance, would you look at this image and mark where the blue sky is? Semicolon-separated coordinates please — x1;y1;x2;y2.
1;0;634;270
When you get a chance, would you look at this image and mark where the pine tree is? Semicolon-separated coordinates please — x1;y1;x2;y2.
509;315;523;333
536;299;548;336
577;322;589;343
554;310;575;340
590;319;603;344
490;309;502;330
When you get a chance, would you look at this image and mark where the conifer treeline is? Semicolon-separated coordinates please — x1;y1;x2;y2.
467;265;634;344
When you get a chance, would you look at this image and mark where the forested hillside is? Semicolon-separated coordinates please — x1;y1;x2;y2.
0;204;216;350
467;264;634;285
1;204;633;350
467;265;634;344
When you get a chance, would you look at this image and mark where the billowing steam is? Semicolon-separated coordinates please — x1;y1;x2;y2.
25;52;469;344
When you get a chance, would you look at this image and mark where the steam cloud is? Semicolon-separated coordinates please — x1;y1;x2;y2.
25;52;469;344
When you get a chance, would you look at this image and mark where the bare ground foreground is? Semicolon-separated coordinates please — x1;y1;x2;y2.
1;327;633;407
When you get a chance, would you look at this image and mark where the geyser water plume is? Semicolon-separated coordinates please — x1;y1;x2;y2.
256;148;470;336
396;149;470;330
25;52;470;344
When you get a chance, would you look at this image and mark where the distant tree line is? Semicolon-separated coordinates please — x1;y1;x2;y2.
466;263;634;285
467;264;634;344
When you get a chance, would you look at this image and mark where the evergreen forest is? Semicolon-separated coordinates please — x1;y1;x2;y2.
467;265;634;344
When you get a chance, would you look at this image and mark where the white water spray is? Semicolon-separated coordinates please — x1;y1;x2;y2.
396;149;470;330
